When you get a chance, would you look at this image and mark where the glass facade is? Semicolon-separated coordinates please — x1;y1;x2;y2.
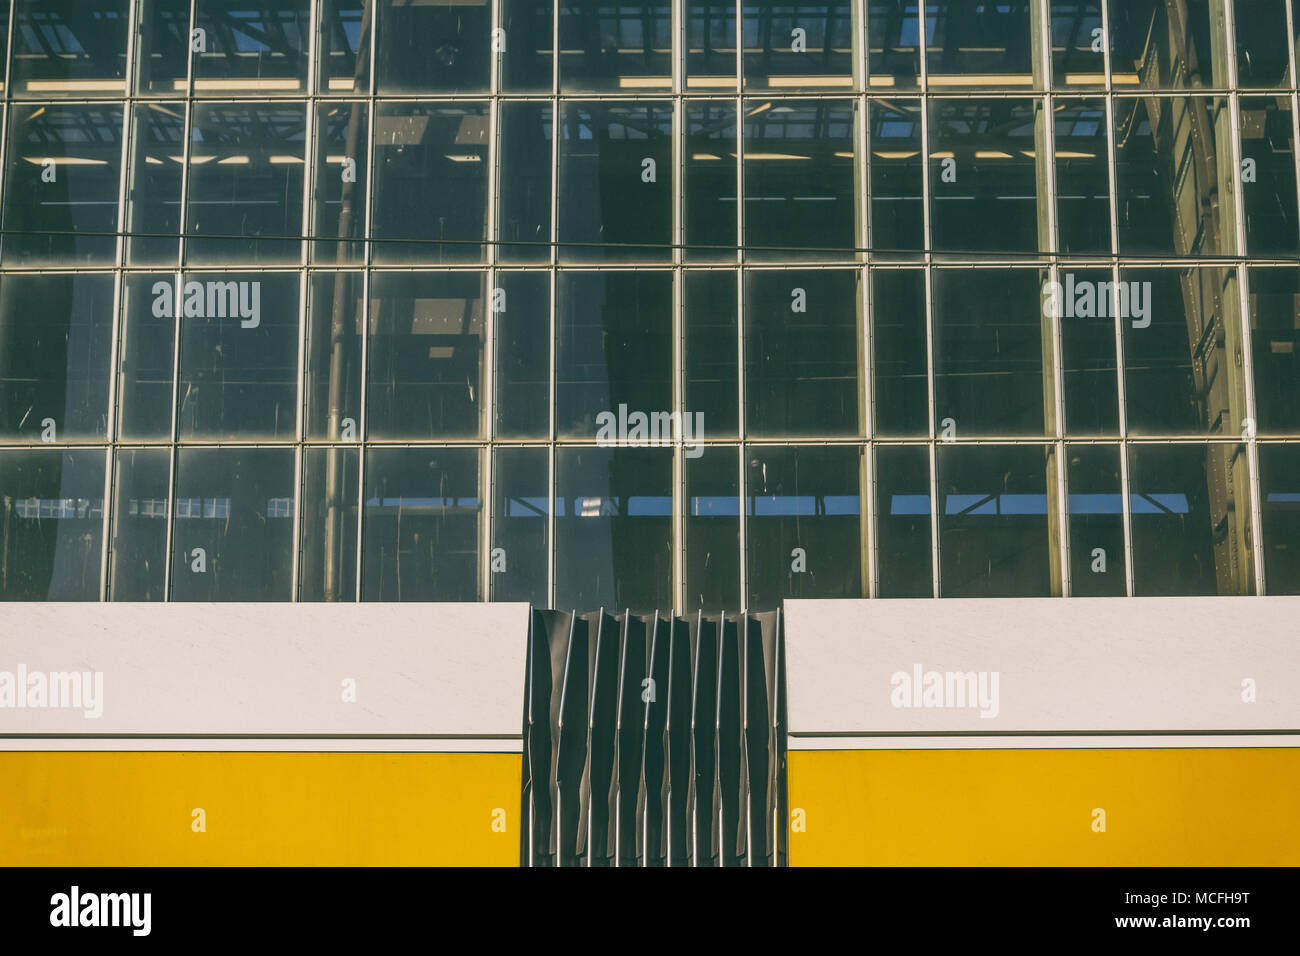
0;0;1295;607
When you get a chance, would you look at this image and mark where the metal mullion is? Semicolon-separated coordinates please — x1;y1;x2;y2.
353;11;378;603
484;11;502;601
1288;0;1299;90
549;0;560;609
673;0;685;613
918;29;939;597
735;5;747;609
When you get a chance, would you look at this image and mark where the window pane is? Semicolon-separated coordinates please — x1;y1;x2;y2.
362;447;482;601
366;271;485;439
744;99;857;259
869;0;921;88
500;0;554;93
186;103;306;264
745;269;862;436
937;444;1051;597
875;443;931;598
1241;96;1299;256
686;445;740;610
684;271;738;438
746;444;864;608
555;446;672;611
299;446;359;601
192;0;310;94
1128;442;1254;596
10;0;129;97
871;268;927;436
305;272;363;441
1110;0;1225;89
135;0;190;96
1054;98;1111;255
109;447;170;601
491;446;550;605
372;103;488;264
494;271;551;439
558;102;673;262
867;97;923;254
1049;0;1105;87
319;0;372;94
929;98;1043;254
126;102;185;265
685;101;738;261
1235;0;1292;87
688;1;738;89
924;0;1034;88
1260;444;1300;594
311;101;369;263
1065;443;1123;596
2;105;124;266
176;272;300;440
556;272;672;439
558;2;672;92
743;0;854;90
171;447;294;600
1057;267;1119;435
1249;267;1300;433
932;269;1044;436
376;0;489;93
118;275;177;440
497;101;553;264
0;274;114;440
0;449;104;601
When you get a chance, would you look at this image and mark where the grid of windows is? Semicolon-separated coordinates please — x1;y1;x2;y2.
0;1;1297;607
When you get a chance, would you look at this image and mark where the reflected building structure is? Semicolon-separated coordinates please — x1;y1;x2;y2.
0;1;1297;609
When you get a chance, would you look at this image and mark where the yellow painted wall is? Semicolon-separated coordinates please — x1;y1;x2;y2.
0;752;521;866
788;748;1300;866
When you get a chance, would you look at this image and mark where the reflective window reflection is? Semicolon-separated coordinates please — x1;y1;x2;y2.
871;268;927;436
743;1;854;90
1049;0;1105;87
126;103;185;266
685;101;738;261
497;101;553;263
1054;98;1111;254
135;0;190;95
109;447;169;601
1260;444;1300;594
559;2;672;92
319;0;372;94
10;0;129;97
875;443;932;597
686;446;741;610
494;272;551;439
118;275;177;441
299;446;359;601
192;0;310;94
1235;0;1291;87
1058;268;1119;435
1248;267;1300;433
376;0;489;93
688;1;738;89
1240;96;1299;256
500;0;554;93
1109;0;1224;89
869;0;921;88
924;0;1034;88
312;102;369;263
868;97;923;254
305;272;363;441
684;271;739;438
1065;443;1123;596
491;446;550;605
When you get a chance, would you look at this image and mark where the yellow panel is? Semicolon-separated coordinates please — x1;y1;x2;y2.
0;752;520;866
788;748;1300;866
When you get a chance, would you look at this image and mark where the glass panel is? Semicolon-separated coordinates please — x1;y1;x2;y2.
366;271;485;439
558;2;672;92
1235;0;1291;87
871;268;927;436
1249;267;1300;434
0;274;115;441
171;447;295;600
299;446;359;601
0;449;105;600
319;0;372;94
746;444;864;608
192;0;311;94
1259;443;1300;594
376;0;489;93
1049;0;1105;87
1241;96;1299;256
867;97;923;254
372;102;489;264
10;0;129;97
118;275;177;441
688;1;738;89
685;101;738;261
1122;267;1243;436
868;0;921;88
1128;442;1254;596
186;102;307;265
874;443;932;598
491;446;550;604
311;101;369;263
2;105;124;266
494;271;551;439
744;98;857;259
497;101;553;264
929;98;1043;254
745;269;861;436
362;446;482;601
924;0;1034;88
937;443;1051;597
1065;443;1124;596
109;447;170;601
556;271;672;439
932;268;1045;436
1054;98;1111;254
1109;0;1226;89
176;272;300;440
135;0;191;96
558;101;673;262
305;272;363;441
743;0;854;90
500;0;554;93
126;102;185;266
1113;95;1235;256
685;445;741;610
684;271;739;438
1056;268;1119;435
555;445;672;610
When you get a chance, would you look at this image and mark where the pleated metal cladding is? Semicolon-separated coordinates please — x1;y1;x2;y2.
521;609;788;867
